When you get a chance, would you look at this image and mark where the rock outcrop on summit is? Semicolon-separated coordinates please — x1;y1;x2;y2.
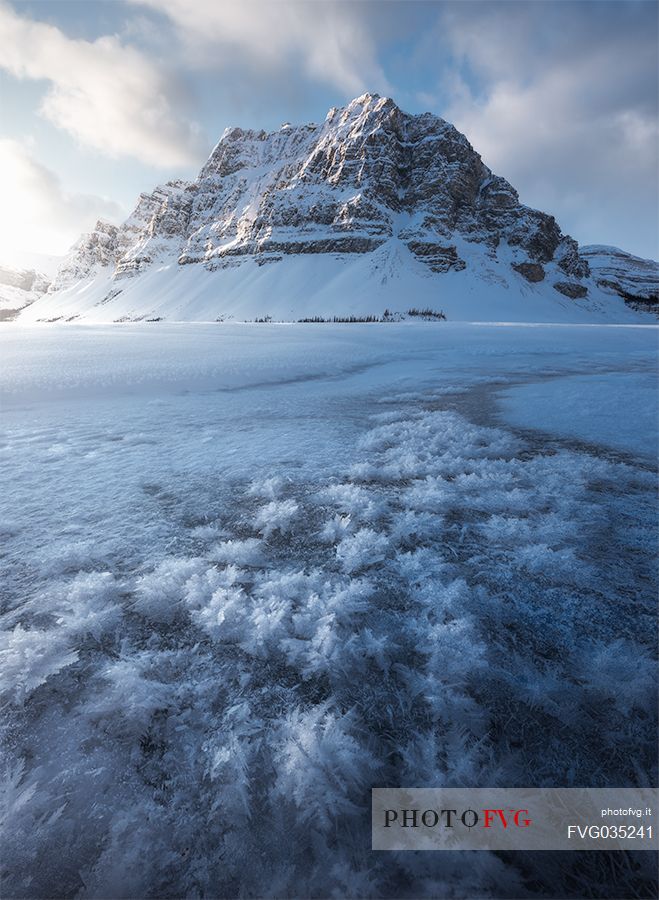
18;94;658;323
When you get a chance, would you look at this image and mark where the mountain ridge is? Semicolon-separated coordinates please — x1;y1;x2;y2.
0;265;50;321
19;93;658;323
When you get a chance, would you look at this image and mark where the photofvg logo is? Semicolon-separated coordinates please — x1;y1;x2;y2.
383;806;532;830
372;788;658;851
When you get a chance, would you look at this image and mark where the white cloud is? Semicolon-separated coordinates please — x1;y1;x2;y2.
0;138;123;263
129;0;389;96
436;1;658;257
0;2;204;167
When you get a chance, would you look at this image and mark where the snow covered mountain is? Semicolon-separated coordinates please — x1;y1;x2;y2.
580;245;658;312
0;265;50;321
19;93;658;323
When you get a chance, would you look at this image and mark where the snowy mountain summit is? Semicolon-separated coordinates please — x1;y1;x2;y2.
22;94;658;323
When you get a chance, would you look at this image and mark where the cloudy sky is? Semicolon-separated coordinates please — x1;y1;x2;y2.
0;0;656;269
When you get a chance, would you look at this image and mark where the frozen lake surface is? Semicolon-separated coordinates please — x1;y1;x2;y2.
497;370;657;458
1;322;657;898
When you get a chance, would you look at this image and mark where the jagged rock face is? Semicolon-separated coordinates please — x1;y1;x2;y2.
50;220;119;291
115;181;195;277
512;262;545;283
580;246;658;311
52;93;594;289
554;281;588;299
407;242;466;273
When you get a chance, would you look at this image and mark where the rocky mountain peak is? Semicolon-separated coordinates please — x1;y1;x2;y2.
31;93;656;323
327;92;398;126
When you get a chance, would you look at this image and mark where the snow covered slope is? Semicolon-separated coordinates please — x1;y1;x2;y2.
0;265;49;321
19;93;657;323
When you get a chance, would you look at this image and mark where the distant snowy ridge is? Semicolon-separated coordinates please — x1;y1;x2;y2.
0;266;50;320
580;246;658;311
18;93;658;324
